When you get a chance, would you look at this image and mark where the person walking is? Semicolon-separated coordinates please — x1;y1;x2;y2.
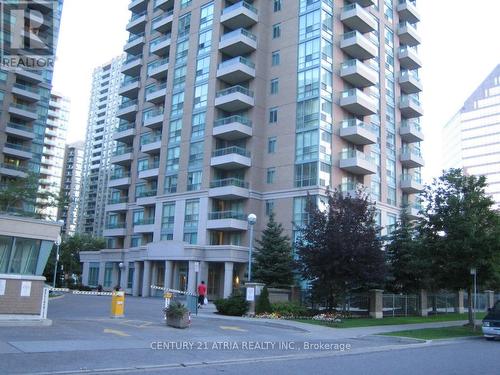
197;281;207;308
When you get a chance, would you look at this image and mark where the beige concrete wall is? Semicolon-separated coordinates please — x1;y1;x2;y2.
0;215;62;242
0;274;45;315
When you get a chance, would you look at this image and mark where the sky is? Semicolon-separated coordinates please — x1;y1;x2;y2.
52;0;500;183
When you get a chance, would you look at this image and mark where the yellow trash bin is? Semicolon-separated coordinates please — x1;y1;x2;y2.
110;291;125;318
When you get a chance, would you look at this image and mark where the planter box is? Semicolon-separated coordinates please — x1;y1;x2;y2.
166;312;190;329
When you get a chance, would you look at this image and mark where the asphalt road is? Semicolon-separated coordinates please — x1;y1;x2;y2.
0;294;495;375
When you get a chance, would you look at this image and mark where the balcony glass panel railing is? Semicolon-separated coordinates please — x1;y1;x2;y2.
10;103;37;112
0;162;27;171
13;83;39;94
222;1;258;15
108;196;128;204
138;160;160;171
398;21;417;30
208;211;246;220
341;119;377;133
136;189;157;198
105;222;126;229
152;9;173;25
113;146;133;156
221;28;257;42
119;99;138;109
145;82;167;95
216;85;254;98
129;10;146;22
6;123;33;132
340;149;375;162
124;53;142;64
4;143;31;152
400;70;420;80
127;32;145;43
401;119;421;131
116;121;135;132
218;56;255;70
122;77;140;86
213;115;252;128
401;175;422;184
134;218;155;226
401;95;421;106
212;146;251;158
148;58;169;73
210;178;249;189
399;46;418;54
150;33;171;48
402;148;422;158
110;170;131;180
140;134;162;145
341;182;359;192
144;108;164;119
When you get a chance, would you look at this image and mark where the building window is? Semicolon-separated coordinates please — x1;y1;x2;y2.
198;29;212;56
272;23;281;39
193;84;208;109
195;56;210;82
166;146;180;172
88;263;99;287
274;0;282;12
269;107;278;123
293;196;309;227
184;199;199;244
173;65;187;91
168;119;182;145
387;213;397;235
171;92;185;117
265;200;275;216
181;0;192;9
270;78;279;95
187;171;202;191
127;263;134;289
268;137;277;154
131;236;141;248
104;263;113;287
164;175;178;193
188;141;204;169
295;162;317;187
267;167;276;184
161;202;175;240
191;112;206;139
272;50;280;66
199;2;215;30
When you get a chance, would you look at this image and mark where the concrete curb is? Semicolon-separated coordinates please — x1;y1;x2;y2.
0;318;52;327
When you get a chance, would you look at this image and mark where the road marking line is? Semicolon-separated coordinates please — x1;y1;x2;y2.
219;325;248;332
103;328;130;337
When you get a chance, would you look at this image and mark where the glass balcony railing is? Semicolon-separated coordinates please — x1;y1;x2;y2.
148;58;169;73
210;178;249;189
218;56;255;70
222;1;258;15
341;119;377;132
4;143;31;152
401;95;421;107
212;146;251;158
221;28;257;42
116;121;134;132
10;103;37;112
0;162;27;172
216;85;254;98
112;146;133;156
144;108;164;119
129;10;146;23
124;53;142;64
6;123;33;132
214;115;252;128
152;9;173;27
402;148;422;158
399;46;418;55
150;33;171;48
108;196;128;205
340;149;375;162
401;175;422;184
134;218;155;226
110;170;131;180
140;134;162;145
401;119;421;131
119;99;138;109
127;32;145;43
145;82;167;95
208;211;246;221
138;160;160;171
136;189;157;198
105;222;126;229
13;83;39;94
122;77;140;86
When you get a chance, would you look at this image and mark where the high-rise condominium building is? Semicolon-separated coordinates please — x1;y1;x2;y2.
59;141;85;236
39;92;70;221
442;64;500;208
78;56;125;236
0;1;64;214
80;0;423;298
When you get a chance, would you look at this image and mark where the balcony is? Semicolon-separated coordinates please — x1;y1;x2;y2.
109;172;131;189
207;211;247;231
15;68;43;83
143;109;164;128
148;58;169;79
341;3;377;33
145;83;167;104
400;120;424;143
126;11;147;34
113;123;136;142
217;56;255;85
215;85;254;112
340;89;377;116
339;150;377;175
106;197;128;212
221;1;258;29
397;22;421;47
133;218;155;234
5;123;35;140
0;163;28;178
140;135;162;154
12;83;41;102
213;115;252;140
154;0;173;11
401;148;424;168
150;34;171;56
399;70;422;94
219;28;257;57
136;190;157;206
129;0;148;13
3;143;32;160
211;146;251;170
400;175;424;194
121;54;142;76
340;31;377;60
124;33;145;54
400;95;423;118
9;103;38;121
103;223;127;237
152;10;173;33
138;163;160;180
407;204;422;220
346;0;375;7
110;146;134;166
340;59;378;88
340;119;377;145
209;178;250;200
119;77;140;98
116;99;138;121
397;0;420;24
398;47;421;70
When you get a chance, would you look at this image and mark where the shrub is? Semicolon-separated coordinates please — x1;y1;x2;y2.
214;292;249;316
271;302;309;317
163;302;189;319
255;287;272;314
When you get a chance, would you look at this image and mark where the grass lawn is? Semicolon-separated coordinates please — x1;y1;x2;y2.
294;312;486;329
380;325;483;340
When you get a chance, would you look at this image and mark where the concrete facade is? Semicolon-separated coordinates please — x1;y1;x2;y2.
81;0;423;299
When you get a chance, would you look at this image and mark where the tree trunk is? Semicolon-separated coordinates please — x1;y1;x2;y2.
467;287;474;326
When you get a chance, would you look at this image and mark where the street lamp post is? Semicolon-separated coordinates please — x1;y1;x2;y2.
247;214;257;282
53;235;62;288
471;267;477;330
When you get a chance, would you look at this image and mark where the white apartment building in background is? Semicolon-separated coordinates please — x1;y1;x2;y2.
78;56;125;236
443;64;500;207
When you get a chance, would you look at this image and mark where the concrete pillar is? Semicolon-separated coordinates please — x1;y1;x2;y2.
164;260;173;289
112;263;120;289
223;262;234;298
141;260;152;297
245;282;265;316
132;261;141;296
199;261;209;286
485;290;495;310
97;261;106;287
455;290;466;314
419;289;428;317
119;263;128;291
369;289;384;319
151;262;158;289
81;262;89;286
187;261;197;294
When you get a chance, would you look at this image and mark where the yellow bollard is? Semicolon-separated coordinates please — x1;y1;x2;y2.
110;291;125;318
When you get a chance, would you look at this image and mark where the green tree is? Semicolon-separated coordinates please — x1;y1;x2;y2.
385;207;430;293
253;213;294;288
255;286;272;314
420;168;500;325
296;190;385;309
44;234;106;286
